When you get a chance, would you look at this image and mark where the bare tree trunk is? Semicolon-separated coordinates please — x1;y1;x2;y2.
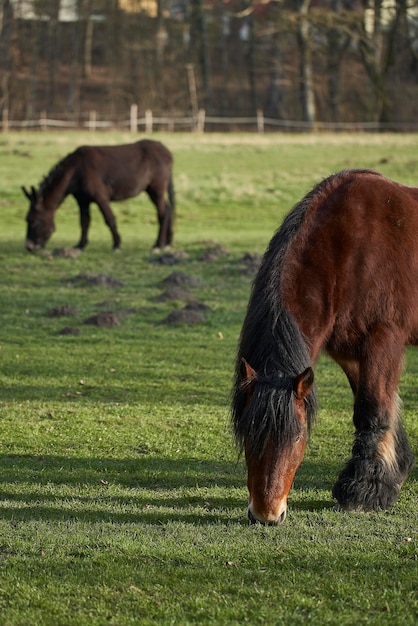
0;0;12;122
265;31;286;119
327;0;351;124
156;0;167;68
68;10;81;118
46;4;60;112
401;0;418;66
247;13;258;113
189;0;210;109
105;0;123;118
296;0;316;127
81;0;94;79
357;0;404;125
0;0;12;71
27;18;41;119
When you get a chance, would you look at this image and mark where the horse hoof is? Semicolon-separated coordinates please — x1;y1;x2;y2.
332;473;402;512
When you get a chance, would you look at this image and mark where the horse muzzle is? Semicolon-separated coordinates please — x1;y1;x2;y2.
25;239;41;252
247;504;287;526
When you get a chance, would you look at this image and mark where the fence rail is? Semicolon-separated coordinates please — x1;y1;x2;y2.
2;107;418;133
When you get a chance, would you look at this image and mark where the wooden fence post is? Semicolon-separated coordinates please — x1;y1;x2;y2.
197;109;205;133
2;108;9;132
130;104;138;133
1;73;9;132
145;109;153;134
186;64;199;126
257;109;264;133
89;110;96;131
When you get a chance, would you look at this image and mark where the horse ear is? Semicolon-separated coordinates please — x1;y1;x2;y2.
22;186;32;201
293;367;314;400
240;358;257;387
22;186;39;203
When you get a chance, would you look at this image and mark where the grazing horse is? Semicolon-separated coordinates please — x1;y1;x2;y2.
232;169;416;525
23;139;175;251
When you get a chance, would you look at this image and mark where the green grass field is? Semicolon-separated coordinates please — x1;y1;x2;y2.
0;132;417;625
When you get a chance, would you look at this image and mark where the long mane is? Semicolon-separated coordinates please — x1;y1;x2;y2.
232;170;381;456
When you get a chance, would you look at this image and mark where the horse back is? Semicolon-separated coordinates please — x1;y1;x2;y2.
72;140;173;201
280;170;418;355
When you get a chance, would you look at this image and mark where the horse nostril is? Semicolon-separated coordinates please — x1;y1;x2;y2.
248;508;258;525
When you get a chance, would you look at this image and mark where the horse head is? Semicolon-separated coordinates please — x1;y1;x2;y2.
239;359;314;525
22;186;55;251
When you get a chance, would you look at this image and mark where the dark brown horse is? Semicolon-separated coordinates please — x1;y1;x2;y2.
232;169;416;525
23;139;175;251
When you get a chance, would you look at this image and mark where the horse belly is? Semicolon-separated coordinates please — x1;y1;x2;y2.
105;169;150;201
109;183;144;201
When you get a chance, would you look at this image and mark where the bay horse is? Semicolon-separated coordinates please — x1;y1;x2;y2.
232;169;416;525
23;139;175;252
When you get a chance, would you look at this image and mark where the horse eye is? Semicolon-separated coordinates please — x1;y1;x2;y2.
294;434;302;443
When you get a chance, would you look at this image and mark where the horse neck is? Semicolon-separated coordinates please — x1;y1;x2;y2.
41;162;76;211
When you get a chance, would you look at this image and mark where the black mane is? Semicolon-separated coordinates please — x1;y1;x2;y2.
39;153;75;195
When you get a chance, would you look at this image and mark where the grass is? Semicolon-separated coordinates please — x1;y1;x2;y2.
0;131;417;625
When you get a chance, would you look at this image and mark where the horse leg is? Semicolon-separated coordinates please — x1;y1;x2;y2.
332;326;415;511
147;187;170;249
331;355;360;396
96;199;121;250
75;198;91;249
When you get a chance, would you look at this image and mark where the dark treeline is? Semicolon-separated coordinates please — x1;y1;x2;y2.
0;0;417;128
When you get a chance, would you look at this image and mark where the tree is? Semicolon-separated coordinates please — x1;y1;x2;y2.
293;0;316;127
189;0;210;109
0;0;13;118
357;0;406;124
325;1;352;124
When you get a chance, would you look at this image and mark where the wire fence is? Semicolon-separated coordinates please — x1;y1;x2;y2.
2;107;418;133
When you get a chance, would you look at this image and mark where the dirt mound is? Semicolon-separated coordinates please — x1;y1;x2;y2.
51;247;81;259
159;301;213;325
59;326;81;336
239;252;262;275
149;250;189;265
199;243;229;262
183;301;213;313
153;287;195;303
46;305;78;317
158;272;201;289
83;311;121;328
68;272;124;288
160;308;207;325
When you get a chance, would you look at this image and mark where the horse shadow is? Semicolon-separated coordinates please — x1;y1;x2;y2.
0;453;248;526
0;453;386;525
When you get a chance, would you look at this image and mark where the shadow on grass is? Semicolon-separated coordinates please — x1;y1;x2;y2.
0;453;245;525
0;382;230;407
0;453;353;525
1;453;242;488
